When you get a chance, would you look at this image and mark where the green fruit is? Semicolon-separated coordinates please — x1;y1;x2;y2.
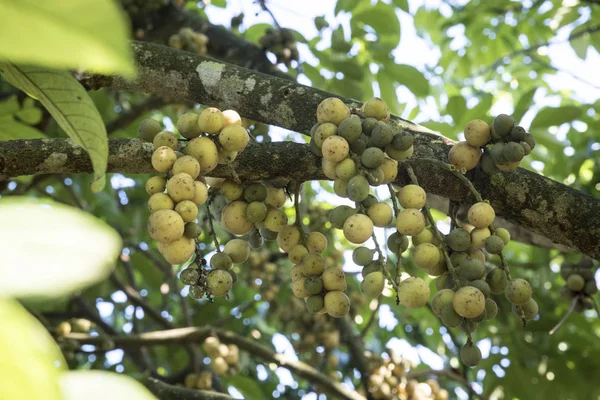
367;168;385;186
346;175;370;202
435;274;454;291
138;118;162;142
304;276;324;295
485;298;498;320
387;231;409;254
453;286;485;318
509;126;527;142
302;252;326;276
206;269;233;297
189;284;205;299
361;261;382;278
349;137;367;155
440;304;462;328
243;183;268;202
490;142;508;165
362;117;378;136
520;141;532;155
584;280;598;295
335;158;358;181
260;227;278;241
361;147;385;169
361;194;378;209
245;201;268;223
248;229;264;249
505;278;532;305
486;268;508;294
180;268;199;285
361;271;385;297
329;205;357;229
502;142;525;163
352;247;375;266
484;235;505;254
524;134;536;150
458;257;486;281
306;295;325;313
512;298;538;321
450;252;468;267
368;121;393;147
446;228;471;252
567;274;585;291
469;279;491;298
211;252;233;270
491;114;515;140
461;319;479;332
309;138;323;156
390;132;414;151
480;151;500;175
431;289;455;316
337;115;363;143
333;179;348;197
460;342;482;367
184;222;202;239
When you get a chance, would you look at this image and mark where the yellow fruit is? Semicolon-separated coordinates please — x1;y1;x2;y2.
321;158;339;180
207;270;233;297
219;125;249;152
148;193;174;213
448;142;481;172
398;184;426;209
221;201;254;235
395;208;425;236
158;236;195;264
263;208;288;232
152;146;177;173
167;173;196;202
146;176;167;195
317;98;351;125
277;225;302;252
175;200;199;222
343;214;374;244
380;157;398;183
176;113;201;139
324;291;350;318
222;180;244;201
198;107;224;134
306;231;327;253
413;243;440;269
185;137;219;173
222;109;242;127
464;119;491;147
172;156;201;179
223;239;250;264
398;277;430;308
452;286;485;318
204;177;225;188
362;97;389;121
292;277;310;298
322;267;347;291
288;244;309;264
192;181;208;206
148;209;185;242
321;135;350;163
467;202;495;228
265;186;287;208
153;130;179;150
495;227;511;244
367;202;393;227
470;227;491;248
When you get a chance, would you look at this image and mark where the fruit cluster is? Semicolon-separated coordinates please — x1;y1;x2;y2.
448;115;536;173
259;28;299;65
560;257;598;312
168;27;209;56
201;336;240;375
140;107;251;297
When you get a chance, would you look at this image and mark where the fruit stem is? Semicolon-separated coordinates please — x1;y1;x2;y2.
370;231;398;293
293;181;307;245
206;194;221;252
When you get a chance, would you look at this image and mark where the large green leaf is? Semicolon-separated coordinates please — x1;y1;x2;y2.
226;375;266;399
0;197;122;299
352;2;400;51
243;23;272;45
392;0;410;12
0;115;45;140
60;371;157;400
0;63;108;191
0;0;133;76
384;64;430;97
513;88;538;123
530;105;582;129
0;298;66;400
446;95;467;125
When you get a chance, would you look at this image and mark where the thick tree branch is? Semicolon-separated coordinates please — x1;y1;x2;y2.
1;137;598;260
65;327;365;400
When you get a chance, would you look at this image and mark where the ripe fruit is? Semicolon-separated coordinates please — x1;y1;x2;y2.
207;270;233;296
148;193;174;213
152;146;178;173
448;142;481;171
219;125;249;152
198;107;224;134
317;97;351;125
185;137;219;173
452;286;485;318
172;156;201;179
343;214;374;244
467;202;495;228
413;243;440;270
167;173;196;202
192;181;208;206
361;271;385;297
175;200;199;222
148;210;185;243
464;119;491;147
322;267;347;291
398;184;427;209
306;232;328;253
302;252;326;276
324;291;350;317
222;110;242;126
221;201;254;235
146;176;167;195
505;278;532;305
277;225;302;252
367;202;393;227
158;237;196;264
395;208;425;236
263;208;288;232
321;135;350;162
362;97;389;121
398;277;430;308
470;227;491;248
177;113;201;139
153;131;179;150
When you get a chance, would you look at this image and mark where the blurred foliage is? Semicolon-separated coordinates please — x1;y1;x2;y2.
1;0;600;399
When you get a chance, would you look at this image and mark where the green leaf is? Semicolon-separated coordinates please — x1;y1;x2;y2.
513;88;538;123
571;32;590;60
0;298;66;400
331;54;364;80
530;105;582;129
209;0;227;7
0;115;45;139
60;371;158;400
0;63;108;191
0;197;122;299
392;0;410;12
243;24;272;45
0;95;20;115
226;375;265;398
15;107;43;125
385;64;430;97
0;0;134;76
335;0;367;14
352;3;400;51
446;95;467;125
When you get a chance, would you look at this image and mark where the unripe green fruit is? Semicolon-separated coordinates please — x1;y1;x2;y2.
261;227;279;241
361;194;378;209
481;151;501;175
223;238;250;263
503;142;525;163
464;119;491;147
387;231;409;254
350;137;367;155
385;144;414;161
435;274;452;291
222;180;244;201
248;229;264;249
584;280;599;295
486;268;508;294
361;261;382;278
495;228;511;245
413;243;440;270
491;114;515;140
306;295;325;314
462;318;479;332
460;342;482;367
153;130;179;151
567;274;585;291
317;97;351;125
520;141;532;155
512;298;538;321
329;205;357;229
368;122;393;147
446;228;471;252
398;184;427;209
337;115;362;143
485;298;498;320
343;213;374;244
324;291;351;318
396;208;425;236
458;257;485;281
184;222;202;239
177;113;201;139
333;179;348;197
322;267;347;291
180;267;200;285
440;304;462;328
361;147;385;169
361;117;378;136
431;289;455;316
524;134;536;150
346;175;370;202
361;271;385;297
243;183;268;203
146;176;167;195
309;137;323;156
362;97;389;121
505;278;532;305
398;277;430;308
211;252;233;270
453;286;485;318
484;235;505;254
245;201;268;223
207;269;233;296
139;118;162;142
490;142;508;165
304;276;324;295
189;284;205;299
367;168;385;186
390;132;414;151
510;126;527;142
469;279;491;298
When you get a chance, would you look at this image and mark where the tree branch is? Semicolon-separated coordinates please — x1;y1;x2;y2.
144;377;233;400
65;327;366;400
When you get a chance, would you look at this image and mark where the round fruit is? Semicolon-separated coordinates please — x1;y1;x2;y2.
460;342;482;367
390;132;414;151
505;278;532;305
148;193;174;213
219;125;249;152
484;235;505;254
153;131;179;150
343;214;374;244
469;280;491;298
440;304;461;328
353;247;375;266
172;156;201;179
495;228;511;245
306;295;325;314
567;274;585;291
491;114;514;139
175;200;199;222
387;231;409;254
192;181;208;206
464;119;491;147
223;239;250;264
139;118;162;142
263;208;288;232
470;228;491;249
152;146;177;173
245;201;267;223
211;252;233;270
452;286;485;318
221;201;253;235
183;222;202;239
158;236;195;264
185;137;219;173
361;147;385;169
148;209;185;243
485;298;498;320
513;298;538;321
222;180;244;201
317;98;351;125
361;271;385;297
510;126;527;142
198;107;224;134
180;267;199;285
243;183;268;203
292;277;310;298
396;208;425;236
167;173;196;202
467;202;495;228
458;257;485;281
306;231;327;253
301;252;326;276
448;142;481;171
313;123;337;148
146;176;167;195
222;109;242;127
304;276;324;295
346;175;370;202
324;291;350;318
398;184;426;209
413;243;440;270
367;202;393;227
321;158;338;180
446;228;471;252
380;157;399;183
431;289;455;316
288;244;309;264
206;269;233;296
398;277;430;308
481;151;501;175
177;113;201;139
369;122;394;147
322;267;347;291
385;144;414;161
503;142;525;163
335;158;358;181
337;115;362;143
486;268;508;294
362;97;389;121
329;205;356;232
265;186;287;208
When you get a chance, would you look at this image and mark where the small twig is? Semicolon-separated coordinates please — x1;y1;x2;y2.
550;296;579;335
206;197;221;252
